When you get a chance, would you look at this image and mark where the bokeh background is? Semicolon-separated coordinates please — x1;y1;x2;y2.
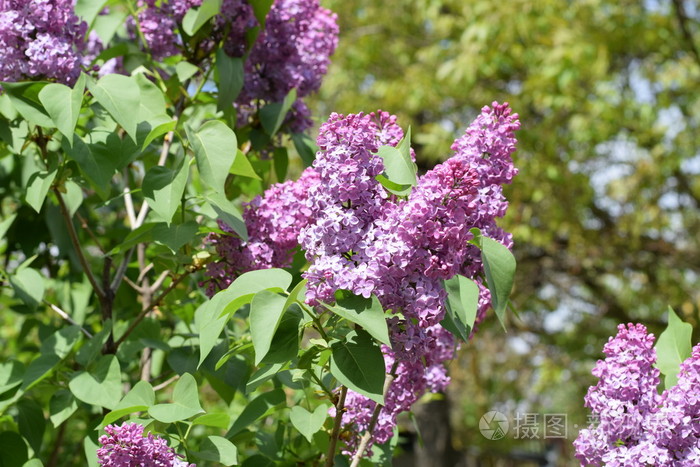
309;0;700;465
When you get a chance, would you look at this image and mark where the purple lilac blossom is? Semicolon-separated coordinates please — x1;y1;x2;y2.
302;104;518;454
574;327;700;466
299;111;400;305
205;104;518;453
204;167;320;295
97;422;195;466
0;0;87;84
136;0;255;61
236;0;338;132
240;0;338;101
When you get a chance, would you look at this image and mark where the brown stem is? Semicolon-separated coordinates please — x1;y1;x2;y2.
325;386;348;467
54;188;105;300
349;361;399;467
113;270;193;349
46;421;67;467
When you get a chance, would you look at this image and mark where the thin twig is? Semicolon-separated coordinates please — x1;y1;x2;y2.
325;386;348;467
44;300;93;338
110;247;135;292
75;212;106;254
150;269;170;293
54;188;105;300
153;374;180;391
349;361;400;467
113;270;193;348
123;186;137;227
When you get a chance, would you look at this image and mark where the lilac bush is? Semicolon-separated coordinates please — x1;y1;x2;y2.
0;0;87;84
98;423;194;467
575;324;700;466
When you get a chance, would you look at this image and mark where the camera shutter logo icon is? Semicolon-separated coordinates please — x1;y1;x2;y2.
479;411;509;440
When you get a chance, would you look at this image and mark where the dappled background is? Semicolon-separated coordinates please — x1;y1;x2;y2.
309;0;700;464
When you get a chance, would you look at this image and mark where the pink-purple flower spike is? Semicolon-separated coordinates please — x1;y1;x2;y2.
98;422;195;466
204;102;519;454
575;325;700;466
0;0;87;84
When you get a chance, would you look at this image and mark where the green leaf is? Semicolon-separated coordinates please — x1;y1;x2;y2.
141;117;176;150
49;390;78;427
196;268;293;366
110;222;198;254
442;275;479;341
149;373;204;423
205;193;248;241
376;144;416;187
134;73;167;121
76;325;111;367
17;398;45;453
290;405;329;442
176;62;200;83
0;81;54;128
68;355;122;409
330;330;386;404
143;160;189;223
480;236;516;329
182;0;222;35
153;222;199;252
227;388;285;437
245;363;284;394
10;268;45;310
193;413;231;428
221;269;293;317
250;291;290;365
74;0;108;26
101;380;155;426
216;50;244;112
375;174;412;197
189;120;238;192
0;360;24;394
291;132;317;166
273;147;288;181
0;213;17;241
230;149;260;180
63;180;84;217
63;136;115;200
0;431;28;467
24;166;57;213
88;74;140;140
655;306;693;388
260;304;303;364
326;291;390;346
251;0;274;26
38;74;85;142
40;326;81;359
260;89;297;137
20;354;60;391
193;435;238;466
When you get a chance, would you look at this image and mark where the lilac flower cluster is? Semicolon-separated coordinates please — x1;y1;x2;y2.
135;0;337;132
574;324;700;466
135;0;255;61
300;104;519;451
0;0;87;85
206;103;518;452
239;0;338;131
97;422;195;466
204;167;320;295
